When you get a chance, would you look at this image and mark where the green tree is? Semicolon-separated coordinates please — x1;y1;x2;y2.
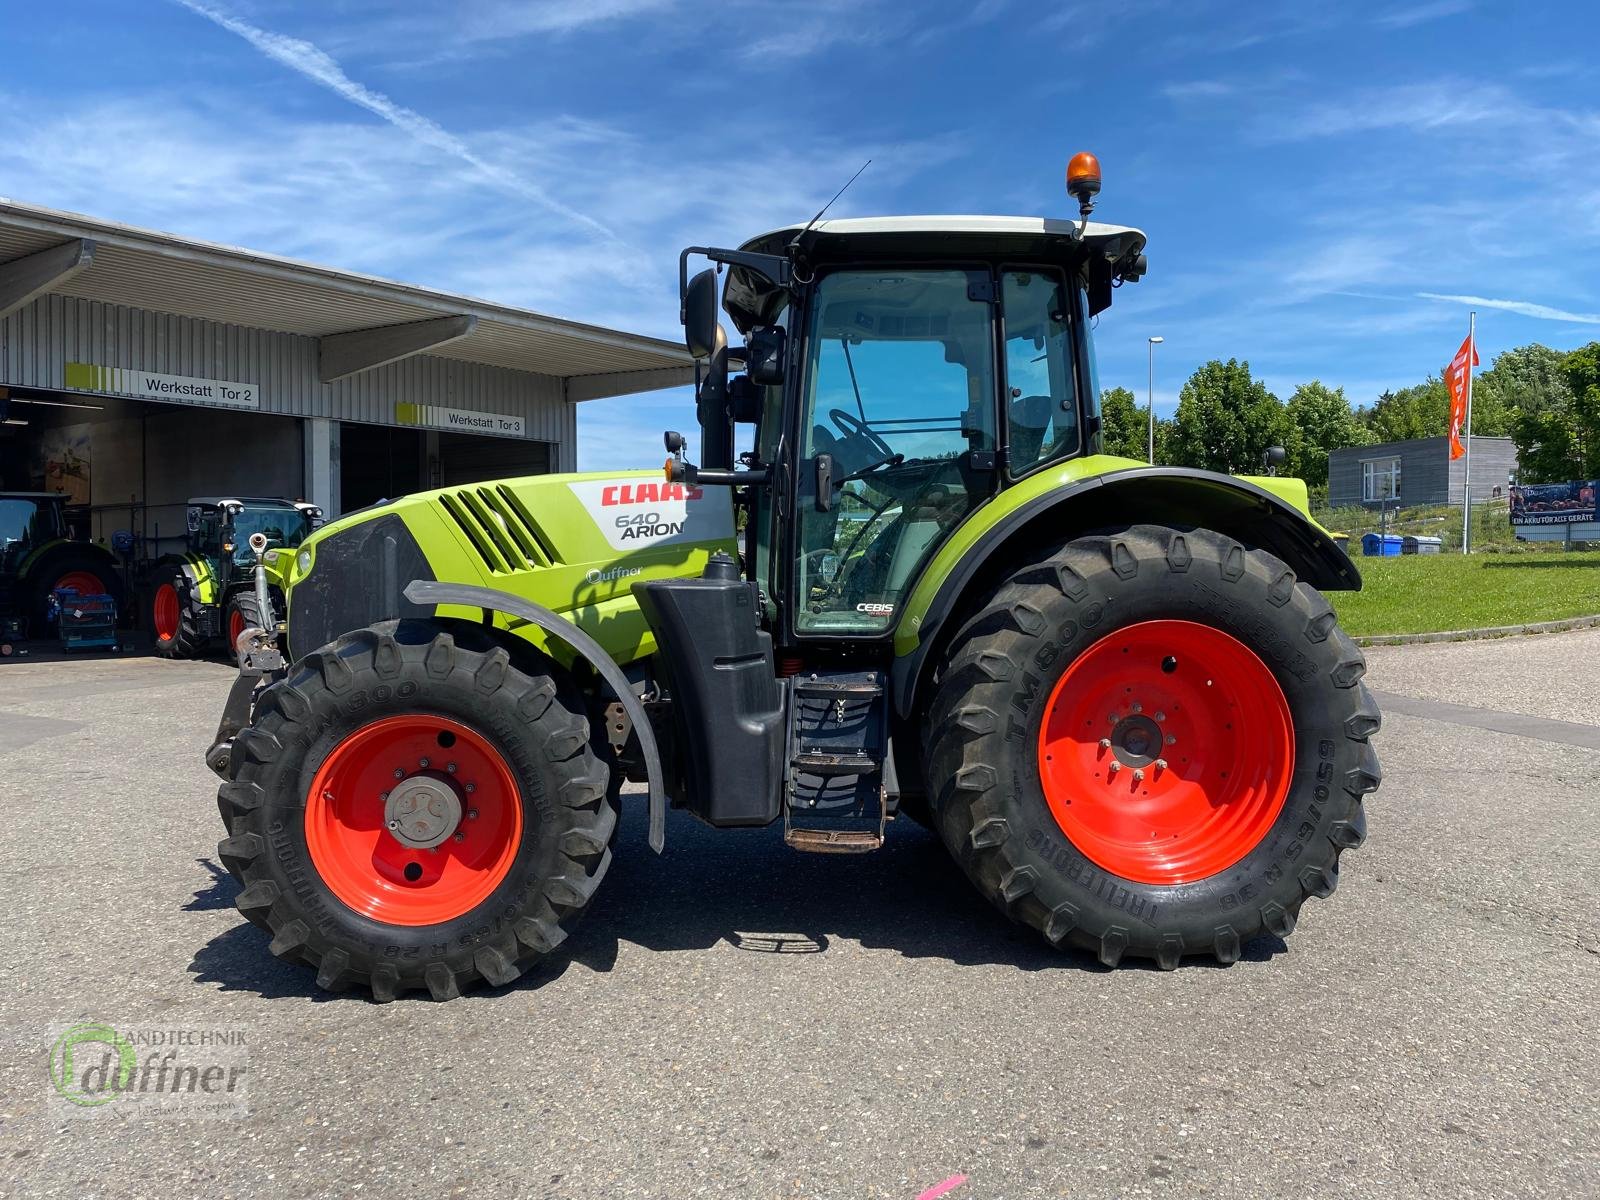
1477;343;1573;420
1366;368;1514;444
1098;386;1148;460
1284;380;1373;488
1508;342;1600;483
1167;359;1295;474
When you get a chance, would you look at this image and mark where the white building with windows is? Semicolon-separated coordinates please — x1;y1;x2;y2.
1328;435;1518;509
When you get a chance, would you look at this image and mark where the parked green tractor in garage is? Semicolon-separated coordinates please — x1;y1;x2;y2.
148;497;320;660
0;491;123;637
208;156;1381;1001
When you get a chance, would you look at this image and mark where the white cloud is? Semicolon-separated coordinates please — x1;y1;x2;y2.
1374;0;1473;30
169;0;615;239
1416;293;1600;325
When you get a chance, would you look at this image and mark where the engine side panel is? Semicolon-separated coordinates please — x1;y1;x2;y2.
284;471;737;665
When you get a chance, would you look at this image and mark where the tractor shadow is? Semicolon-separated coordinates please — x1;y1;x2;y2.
185;808;1287;1002
560;803;1289;978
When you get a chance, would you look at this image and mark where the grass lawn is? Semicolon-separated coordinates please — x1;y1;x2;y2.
1328;551;1600;637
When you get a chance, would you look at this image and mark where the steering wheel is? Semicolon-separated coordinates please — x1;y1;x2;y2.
829;408;896;464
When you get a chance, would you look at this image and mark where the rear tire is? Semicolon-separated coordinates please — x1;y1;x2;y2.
216;621;616;1002
926;525;1380;969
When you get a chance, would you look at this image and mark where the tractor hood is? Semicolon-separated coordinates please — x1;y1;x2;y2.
282;471;736;664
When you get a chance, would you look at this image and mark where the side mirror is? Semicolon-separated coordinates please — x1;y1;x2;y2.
682;268;720;360
697;325;734;470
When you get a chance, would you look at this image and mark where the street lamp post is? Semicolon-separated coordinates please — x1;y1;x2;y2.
1146;336;1164;464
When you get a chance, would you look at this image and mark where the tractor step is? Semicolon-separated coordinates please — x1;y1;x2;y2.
783;825;884;854
783;668;889;853
791;750;879;775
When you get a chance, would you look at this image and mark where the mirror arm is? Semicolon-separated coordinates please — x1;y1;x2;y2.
679;246;792;303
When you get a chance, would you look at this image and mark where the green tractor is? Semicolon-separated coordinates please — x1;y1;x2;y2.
208;157;1380;1001
0;491;123;638
148;497;321;661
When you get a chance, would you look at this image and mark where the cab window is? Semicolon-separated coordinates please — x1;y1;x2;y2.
1002;270;1078;476
795;268;995;635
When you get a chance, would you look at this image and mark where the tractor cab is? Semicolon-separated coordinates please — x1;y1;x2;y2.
186;497;321;572
671;210;1146;646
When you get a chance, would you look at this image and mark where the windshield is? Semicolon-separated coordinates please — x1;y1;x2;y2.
227;507;314;568
0;498;56;574
795;268;995;635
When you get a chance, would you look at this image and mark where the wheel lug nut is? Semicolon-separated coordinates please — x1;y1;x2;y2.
446;762;457;774
1154;712;1166;723
1099;738;1112;749
1165;735;1177;745
1156;758;1168;771
1108;760;1121;774
386;819;399;830
465;783;476;795
1131;703;1142;714
453;831;465;842
1132;769;1145;783
393;768;405;780
379;791;389;802
467;808;479;820
419;757;430;769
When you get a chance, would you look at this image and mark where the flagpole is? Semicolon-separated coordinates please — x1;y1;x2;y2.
1460;310;1475;554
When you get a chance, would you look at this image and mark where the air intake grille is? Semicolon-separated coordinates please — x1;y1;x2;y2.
437;486;556;573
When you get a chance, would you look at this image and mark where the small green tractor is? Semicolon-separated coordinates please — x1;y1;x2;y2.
208;157;1381;1001
0;491;123;639
148;497;321;660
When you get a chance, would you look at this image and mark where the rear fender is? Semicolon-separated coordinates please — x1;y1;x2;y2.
403;579;667;853
890;466;1360;724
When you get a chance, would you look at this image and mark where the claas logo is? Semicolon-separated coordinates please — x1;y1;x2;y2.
599;482;704;506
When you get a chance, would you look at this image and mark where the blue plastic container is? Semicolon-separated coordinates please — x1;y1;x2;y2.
1360;533;1404;557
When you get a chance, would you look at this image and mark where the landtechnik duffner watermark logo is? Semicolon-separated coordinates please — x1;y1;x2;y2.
47;1021;251;1119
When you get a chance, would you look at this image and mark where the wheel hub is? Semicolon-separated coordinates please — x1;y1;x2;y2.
1109;712;1163;767
384;775;462;849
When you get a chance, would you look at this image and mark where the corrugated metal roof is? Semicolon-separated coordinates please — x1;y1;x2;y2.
0;199;692;384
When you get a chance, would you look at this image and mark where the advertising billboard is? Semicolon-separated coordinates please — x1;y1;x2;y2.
1509;479;1599;526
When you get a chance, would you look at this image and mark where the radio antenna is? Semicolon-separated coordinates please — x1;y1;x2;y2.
791;159;871;250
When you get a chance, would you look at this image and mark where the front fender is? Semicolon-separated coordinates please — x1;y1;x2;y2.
403;579;667;854
891;465;1359;722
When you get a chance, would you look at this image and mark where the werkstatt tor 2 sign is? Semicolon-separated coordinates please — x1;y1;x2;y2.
64;363;260;408
395;402;526;438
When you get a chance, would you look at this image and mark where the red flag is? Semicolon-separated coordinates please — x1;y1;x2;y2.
1444;331;1479;460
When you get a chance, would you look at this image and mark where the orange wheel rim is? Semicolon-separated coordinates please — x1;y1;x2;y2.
228;607;245;647
1038;619;1294;885
153;583;180;642
305;714;523;926
54;570;103;595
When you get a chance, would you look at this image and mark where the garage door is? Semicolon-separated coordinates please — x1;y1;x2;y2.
439;434;551;486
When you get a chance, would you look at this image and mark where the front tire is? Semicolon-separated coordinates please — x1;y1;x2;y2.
224;590;266;665
926;525;1380;969
149;567;207;658
216;621;616;1001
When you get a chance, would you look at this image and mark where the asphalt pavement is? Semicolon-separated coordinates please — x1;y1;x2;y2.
0;633;1594;1199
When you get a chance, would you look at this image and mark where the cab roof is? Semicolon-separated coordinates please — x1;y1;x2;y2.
738;214;1146;259
188;496;308;509
725;215;1147;332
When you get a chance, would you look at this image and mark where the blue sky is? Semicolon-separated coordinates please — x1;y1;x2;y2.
4;1;1599;468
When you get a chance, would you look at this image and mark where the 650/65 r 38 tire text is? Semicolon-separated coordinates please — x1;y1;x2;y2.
215;620;616;1002
926;525;1381;969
